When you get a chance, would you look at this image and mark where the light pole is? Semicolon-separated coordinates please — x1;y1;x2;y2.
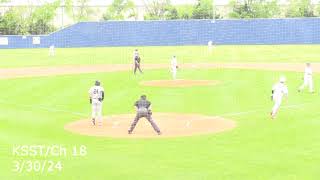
61;0;65;29
212;0;215;20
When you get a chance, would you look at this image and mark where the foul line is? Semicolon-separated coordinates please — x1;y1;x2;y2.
0;99;88;118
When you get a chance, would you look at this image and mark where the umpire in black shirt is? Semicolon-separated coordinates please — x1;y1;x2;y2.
128;95;161;135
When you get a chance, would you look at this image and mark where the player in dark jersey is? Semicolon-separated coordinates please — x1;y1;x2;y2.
133;49;143;74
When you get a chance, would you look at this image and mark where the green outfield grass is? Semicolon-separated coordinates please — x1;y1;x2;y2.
1;46;320;180
1;45;320;68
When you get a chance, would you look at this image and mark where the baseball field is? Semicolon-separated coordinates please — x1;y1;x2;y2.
1;45;320;179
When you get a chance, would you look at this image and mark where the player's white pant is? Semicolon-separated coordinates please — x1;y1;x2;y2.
49;49;55;56
171;67;177;80
299;75;314;92
91;100;103;125
271;96;282;118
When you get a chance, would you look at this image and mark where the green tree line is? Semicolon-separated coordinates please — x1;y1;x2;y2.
104;0;320;20
0;0;60;35
1;0;320;35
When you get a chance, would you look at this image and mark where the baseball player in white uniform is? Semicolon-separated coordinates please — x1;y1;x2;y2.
49;45;55;57
171;56;178;80
298;63;314;93
208;41;213;52
88;80;105;126
271;76;288;119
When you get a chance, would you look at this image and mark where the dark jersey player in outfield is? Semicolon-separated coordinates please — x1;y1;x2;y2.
128;95;161;135
133;49;143;74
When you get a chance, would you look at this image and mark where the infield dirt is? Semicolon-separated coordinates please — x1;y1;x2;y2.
0;62;314;79
64;113;236;138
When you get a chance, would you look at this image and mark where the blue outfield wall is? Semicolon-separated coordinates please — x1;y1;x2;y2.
1;18;320;49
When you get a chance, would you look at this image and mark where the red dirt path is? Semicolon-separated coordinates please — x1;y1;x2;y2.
0;63;316;79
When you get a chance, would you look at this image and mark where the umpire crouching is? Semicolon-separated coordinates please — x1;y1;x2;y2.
128;95;161;135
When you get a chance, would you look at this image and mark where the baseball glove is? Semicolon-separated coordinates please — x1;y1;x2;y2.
90;98;92;104
148;109;153;115
136;57;141;63
176;66;179;69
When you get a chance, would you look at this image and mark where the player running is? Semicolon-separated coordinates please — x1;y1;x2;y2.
271;76;288;119
171;55;178;80
298;63;314;93
133;49;143;74
88;80;105;126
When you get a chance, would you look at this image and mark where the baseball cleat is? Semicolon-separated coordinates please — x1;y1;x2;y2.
157;132;162;135
91;118;96;125
128;130;132;134
270;112;274;119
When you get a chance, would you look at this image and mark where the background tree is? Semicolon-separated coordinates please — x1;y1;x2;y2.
165;6;178;19
77;0;93;21
144;0;177;20
0;0;29;35
229;0;280;18
64;0;94;22
28;1;60;34
0;0;59;35
176;5;193;19
102;0;136;20
192;0;214;19
317;4;320;16
286;0;315;17
0;7;29;35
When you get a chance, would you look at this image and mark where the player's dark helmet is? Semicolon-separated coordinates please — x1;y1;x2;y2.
141;95;147;100
95;80;101;86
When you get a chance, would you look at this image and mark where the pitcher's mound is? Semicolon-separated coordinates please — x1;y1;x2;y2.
64;113;236;138
140;80;220;87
